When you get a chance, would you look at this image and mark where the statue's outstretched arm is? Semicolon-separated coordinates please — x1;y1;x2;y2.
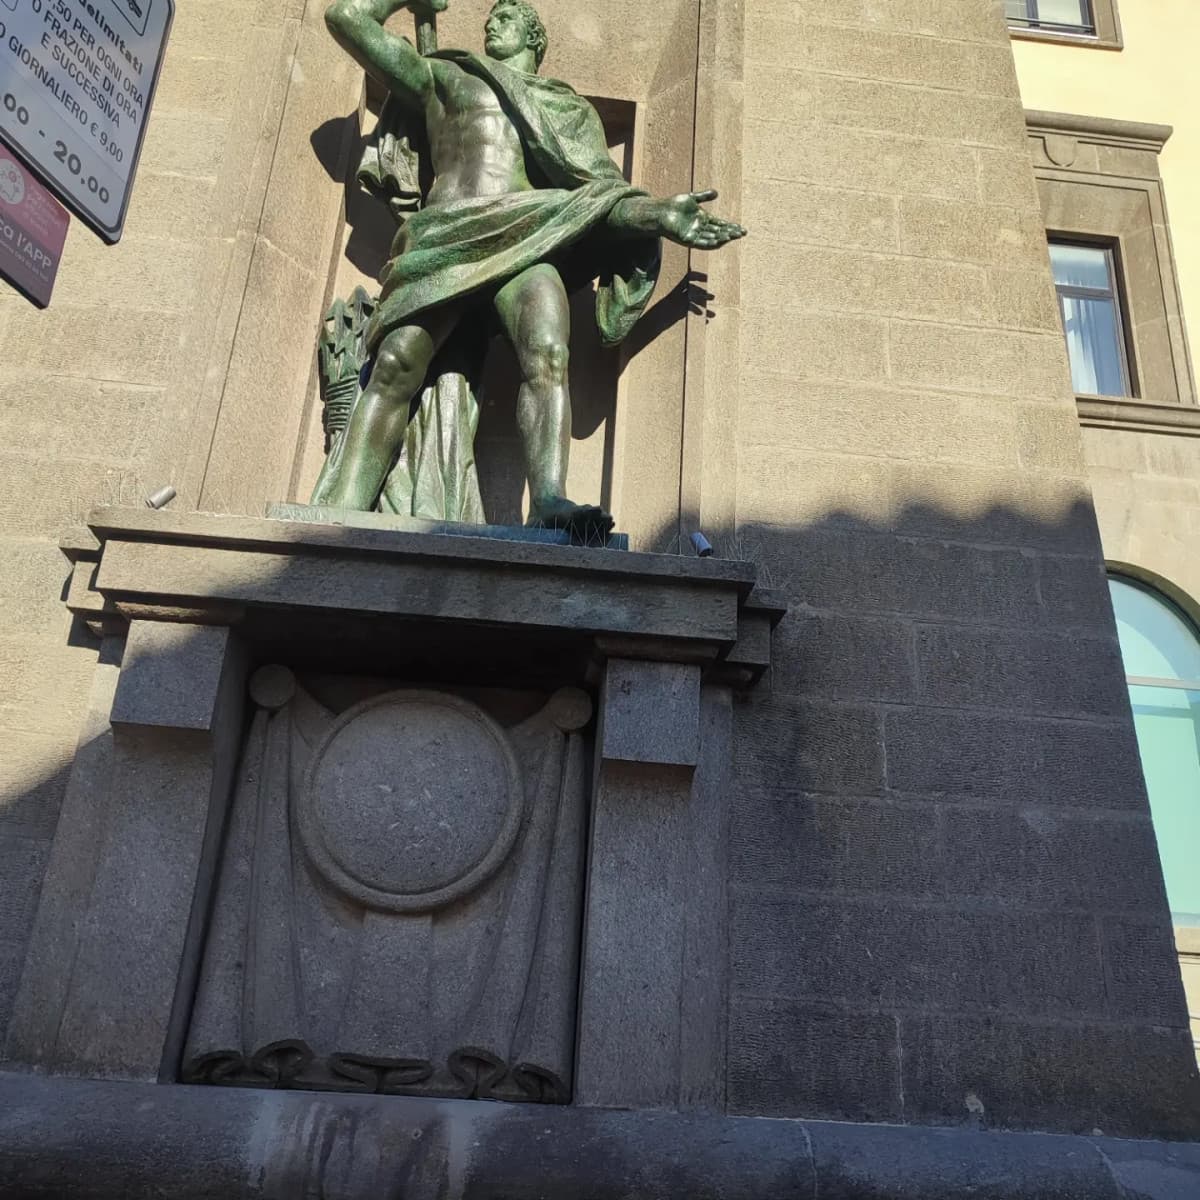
610;190;746;251
325;0;443;109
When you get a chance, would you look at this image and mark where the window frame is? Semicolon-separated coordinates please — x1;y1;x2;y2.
1008;0;1122;50
1007;0;1096;38
1048;237;1138;400
1108;571;1200;928
1110;572;1200;690
1026;111;1197;427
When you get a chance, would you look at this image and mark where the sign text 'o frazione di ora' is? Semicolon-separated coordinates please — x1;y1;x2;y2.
0;0;173;243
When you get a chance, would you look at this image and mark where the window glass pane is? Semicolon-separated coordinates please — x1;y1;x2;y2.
1037;0;1091;27
1060;294;1126;395
1004;0;1032;19
1128;684;1200;924
1050;242;1112;291
1110;578;1200;682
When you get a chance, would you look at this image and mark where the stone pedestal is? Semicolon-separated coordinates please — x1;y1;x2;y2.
3;509;783;1107
5;621;247;1082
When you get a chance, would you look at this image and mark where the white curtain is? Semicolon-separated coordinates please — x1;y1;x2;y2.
1061;295;1124;396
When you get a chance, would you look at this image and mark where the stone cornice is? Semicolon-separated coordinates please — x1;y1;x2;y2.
69;508;785;687
1076;396;1200;438
1025;110;1173;153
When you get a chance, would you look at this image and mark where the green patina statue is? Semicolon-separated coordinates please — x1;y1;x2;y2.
313;0;745;536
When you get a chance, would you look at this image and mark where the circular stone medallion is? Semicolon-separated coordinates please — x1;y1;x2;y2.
298;691;523;913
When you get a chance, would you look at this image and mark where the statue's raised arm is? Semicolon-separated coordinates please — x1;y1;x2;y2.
325;0;446;109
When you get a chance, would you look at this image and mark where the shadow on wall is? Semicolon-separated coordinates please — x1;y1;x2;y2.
0;496;1198;1142
0;759;72;1047
475;269;708;525
715;499;1200;1141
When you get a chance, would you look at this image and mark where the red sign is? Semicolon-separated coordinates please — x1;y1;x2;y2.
0;140;70;307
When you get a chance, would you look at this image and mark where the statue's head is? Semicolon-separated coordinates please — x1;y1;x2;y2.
484;0;548;70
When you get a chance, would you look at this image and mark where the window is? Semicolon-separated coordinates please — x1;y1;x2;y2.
1027;112;1196;421
1109;575;1200;925
1050;241;1133;398
1006;0;1095;36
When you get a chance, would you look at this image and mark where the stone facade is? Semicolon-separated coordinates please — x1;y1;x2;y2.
1011;0;1200;1068
0;0;360;1040
727;0;1195;1135
0;0;1198;1194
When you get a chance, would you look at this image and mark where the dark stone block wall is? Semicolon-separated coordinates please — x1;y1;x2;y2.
729;514;1199;1138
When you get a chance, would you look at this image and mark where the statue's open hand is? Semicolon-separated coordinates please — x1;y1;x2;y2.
659;190;746;250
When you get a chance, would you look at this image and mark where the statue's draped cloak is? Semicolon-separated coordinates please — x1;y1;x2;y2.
364;50;662;351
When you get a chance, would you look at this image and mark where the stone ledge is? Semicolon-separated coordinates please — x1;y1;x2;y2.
1077;396;1200;438
264;502;634;551
1011;28;1123;51
85;507;756;590
1025;111;1169;150
0;1074;1197;1200
68;508;783;680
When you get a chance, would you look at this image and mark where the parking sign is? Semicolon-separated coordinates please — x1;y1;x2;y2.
0;0;174;243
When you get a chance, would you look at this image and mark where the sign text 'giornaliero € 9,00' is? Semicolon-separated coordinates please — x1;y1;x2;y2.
0;0;173;243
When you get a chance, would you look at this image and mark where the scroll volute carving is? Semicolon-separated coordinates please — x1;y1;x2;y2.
183;668;593;1104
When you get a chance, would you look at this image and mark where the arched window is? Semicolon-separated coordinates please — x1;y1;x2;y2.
1109;575;1200;924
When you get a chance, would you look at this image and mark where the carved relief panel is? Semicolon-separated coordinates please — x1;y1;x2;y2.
183;667;592;1103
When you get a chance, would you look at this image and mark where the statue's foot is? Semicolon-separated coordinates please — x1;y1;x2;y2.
530;496;615;542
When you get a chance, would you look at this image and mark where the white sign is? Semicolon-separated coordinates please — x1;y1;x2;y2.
0;0;173;243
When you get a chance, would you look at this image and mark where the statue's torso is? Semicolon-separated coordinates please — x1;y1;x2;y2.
425;65;533;209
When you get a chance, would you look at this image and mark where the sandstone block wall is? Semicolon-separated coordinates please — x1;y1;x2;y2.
1084;428;1200;604
0;0;356;1039
728;0;1200;1137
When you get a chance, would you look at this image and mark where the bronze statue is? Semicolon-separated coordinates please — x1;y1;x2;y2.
314;0;745;536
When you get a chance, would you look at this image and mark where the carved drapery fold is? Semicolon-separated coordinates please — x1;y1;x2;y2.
183;671;590;1103
378;369;486;523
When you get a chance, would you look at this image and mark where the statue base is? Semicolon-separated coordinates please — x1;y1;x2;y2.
3;1073;1197;1199
266;503;631;551
11;508;783;1115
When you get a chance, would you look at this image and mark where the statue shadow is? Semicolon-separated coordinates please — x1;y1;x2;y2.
310;114;354;182
311;115;393;281
431;269;714;526
476;284;616;526
621;270;715;365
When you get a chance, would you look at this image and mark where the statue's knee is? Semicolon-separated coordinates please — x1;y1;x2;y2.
372;330;427;392
525;338;569;386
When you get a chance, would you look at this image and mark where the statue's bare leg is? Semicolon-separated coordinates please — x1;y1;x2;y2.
313;310;459;511
494;262;614;538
